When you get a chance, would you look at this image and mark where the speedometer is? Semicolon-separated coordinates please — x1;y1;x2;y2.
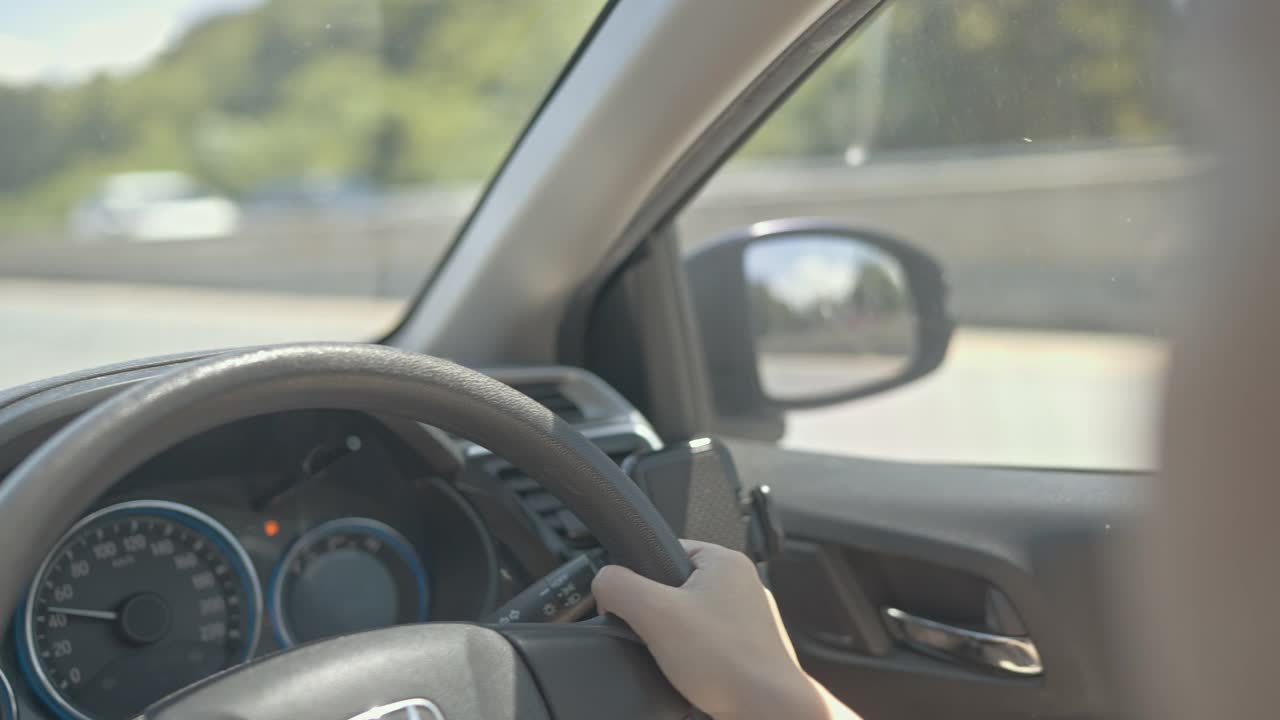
0;669;16;720
18;500;262;720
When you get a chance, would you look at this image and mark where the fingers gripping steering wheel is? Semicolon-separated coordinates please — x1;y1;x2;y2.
0;344;696;720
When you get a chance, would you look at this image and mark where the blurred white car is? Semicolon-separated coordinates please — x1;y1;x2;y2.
69;171;241;242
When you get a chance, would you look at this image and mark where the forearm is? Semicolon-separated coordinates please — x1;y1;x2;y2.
719;667;861;720
809;674;862;720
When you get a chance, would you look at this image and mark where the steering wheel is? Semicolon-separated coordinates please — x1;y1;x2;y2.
0;344;697;720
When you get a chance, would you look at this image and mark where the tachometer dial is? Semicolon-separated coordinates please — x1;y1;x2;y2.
268;517;428;647
19;500;261;720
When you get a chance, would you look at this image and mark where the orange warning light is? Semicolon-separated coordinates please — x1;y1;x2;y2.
264;519;280;537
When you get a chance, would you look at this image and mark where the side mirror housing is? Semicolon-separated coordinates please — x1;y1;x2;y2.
685;218;954;441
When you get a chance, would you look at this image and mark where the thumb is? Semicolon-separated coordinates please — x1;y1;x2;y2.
591;564;676;631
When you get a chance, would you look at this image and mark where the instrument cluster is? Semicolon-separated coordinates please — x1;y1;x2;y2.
10;410;494;720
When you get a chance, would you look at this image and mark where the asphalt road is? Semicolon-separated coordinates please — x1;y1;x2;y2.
759;353;908;398
0;278;1164;470
768;333;1163;470
0;279;403;385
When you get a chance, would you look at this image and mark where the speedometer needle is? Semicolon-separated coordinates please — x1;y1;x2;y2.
47;606;119;621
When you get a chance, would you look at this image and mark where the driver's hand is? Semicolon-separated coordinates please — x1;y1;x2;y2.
592;539;861;720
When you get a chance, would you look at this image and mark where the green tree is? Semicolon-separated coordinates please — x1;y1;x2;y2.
738;0;1178;163
0;0;602;229
852;263;905;313
0;0;1177;231
366;115;408;185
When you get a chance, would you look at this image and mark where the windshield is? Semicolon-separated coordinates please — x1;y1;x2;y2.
0;0;604;387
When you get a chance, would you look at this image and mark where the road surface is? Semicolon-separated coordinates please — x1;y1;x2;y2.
765;335;1162;469
0;278;1164;470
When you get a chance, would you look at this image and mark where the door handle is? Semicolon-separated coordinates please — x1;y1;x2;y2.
881;607;1043;676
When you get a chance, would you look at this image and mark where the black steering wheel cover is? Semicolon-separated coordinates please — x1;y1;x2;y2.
0;343;692;624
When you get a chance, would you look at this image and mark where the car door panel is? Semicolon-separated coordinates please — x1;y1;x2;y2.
728;440;1142;719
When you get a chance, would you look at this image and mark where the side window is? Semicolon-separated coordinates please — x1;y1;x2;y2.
680;0;1186;470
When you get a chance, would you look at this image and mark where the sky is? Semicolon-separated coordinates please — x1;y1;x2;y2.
0;0;262;85
745;237;904;311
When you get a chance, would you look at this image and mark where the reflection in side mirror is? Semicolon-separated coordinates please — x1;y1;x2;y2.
685;219;952;440
745;237;915;403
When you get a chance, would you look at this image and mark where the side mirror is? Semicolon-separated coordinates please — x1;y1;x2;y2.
685;219;953;440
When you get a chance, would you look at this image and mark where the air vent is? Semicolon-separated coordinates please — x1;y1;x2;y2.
510;381;585;423
495;439;646;554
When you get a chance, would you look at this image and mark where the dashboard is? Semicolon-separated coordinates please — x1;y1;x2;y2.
0;361;661;720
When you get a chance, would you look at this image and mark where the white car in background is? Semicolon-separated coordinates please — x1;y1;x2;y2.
69;171;240;242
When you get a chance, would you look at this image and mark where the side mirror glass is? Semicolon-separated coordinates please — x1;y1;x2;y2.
685;220;953;439
745;235;916;403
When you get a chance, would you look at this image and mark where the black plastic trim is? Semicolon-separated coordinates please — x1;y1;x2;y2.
729;440;1143;720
